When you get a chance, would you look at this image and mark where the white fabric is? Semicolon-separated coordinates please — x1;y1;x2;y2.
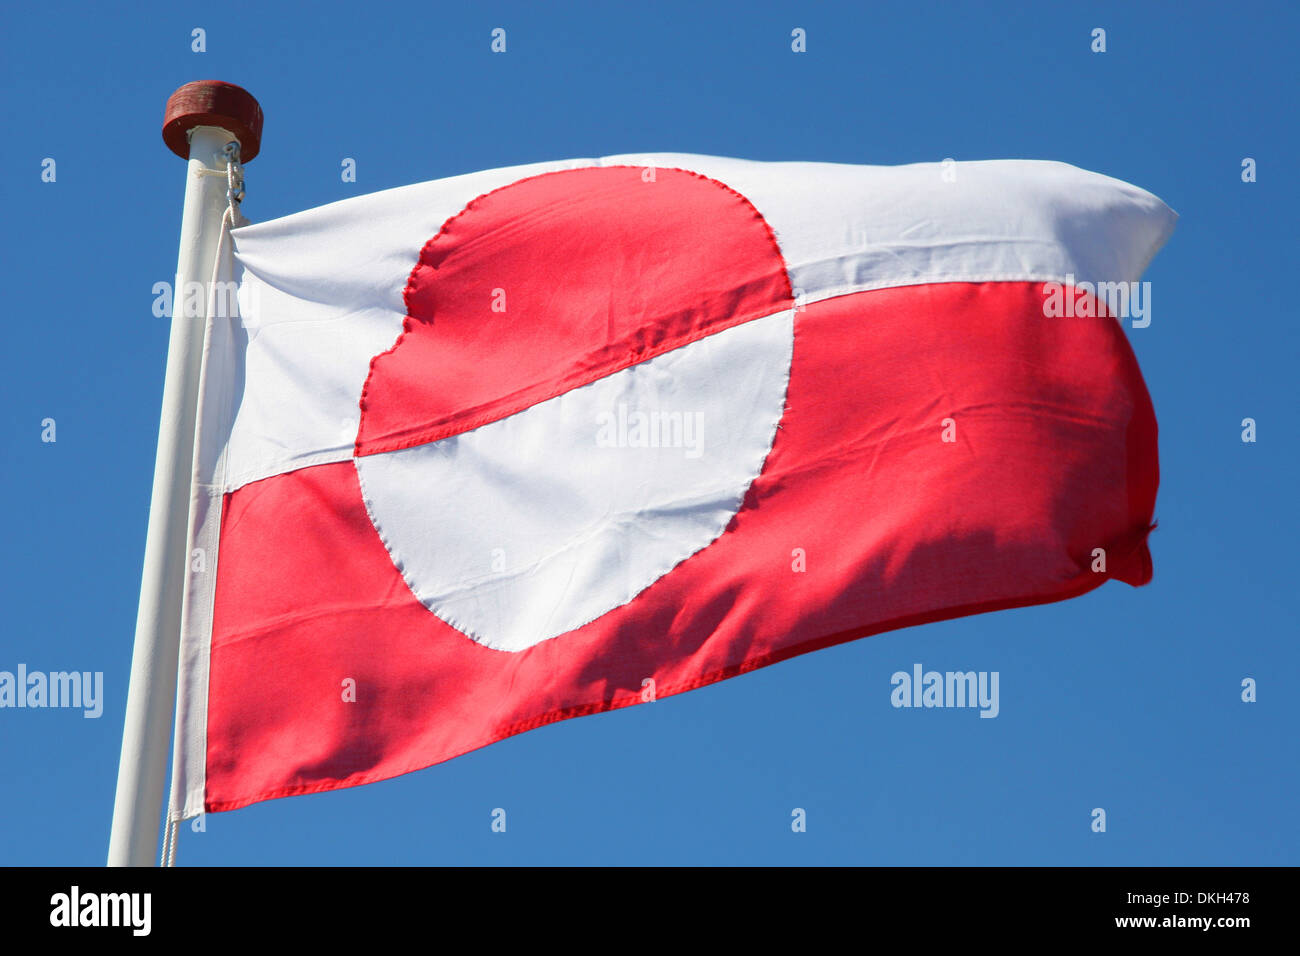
355;309;794;651
227;156;1177;493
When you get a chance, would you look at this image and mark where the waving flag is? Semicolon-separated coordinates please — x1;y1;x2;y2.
167;155;1175;818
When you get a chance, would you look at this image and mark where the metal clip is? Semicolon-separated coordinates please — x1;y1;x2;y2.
222;140;245;207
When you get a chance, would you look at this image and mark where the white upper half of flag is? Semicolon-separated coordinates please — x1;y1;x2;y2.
221;154;1176;494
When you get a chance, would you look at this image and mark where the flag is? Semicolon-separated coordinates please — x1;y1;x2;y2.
168;155;1175;818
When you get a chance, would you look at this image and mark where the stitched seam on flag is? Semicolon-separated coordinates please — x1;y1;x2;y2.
353;165;793;458
799;274;1143;308
224;449;361;492
354;301;782;455
202;535;1154;814
351;309;797;651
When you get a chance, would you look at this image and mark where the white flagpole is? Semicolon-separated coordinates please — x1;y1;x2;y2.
108;82;262;866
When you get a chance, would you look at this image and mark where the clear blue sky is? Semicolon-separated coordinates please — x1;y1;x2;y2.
1;0;1295;865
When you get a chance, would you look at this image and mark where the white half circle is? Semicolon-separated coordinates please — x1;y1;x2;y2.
354;308;794;652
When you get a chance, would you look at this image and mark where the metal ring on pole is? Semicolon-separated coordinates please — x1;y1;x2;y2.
223;140;245;214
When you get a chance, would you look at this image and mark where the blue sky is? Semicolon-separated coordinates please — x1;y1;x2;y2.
1;0;1296;865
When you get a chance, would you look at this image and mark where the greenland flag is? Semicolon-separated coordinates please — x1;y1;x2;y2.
168;155;1175;818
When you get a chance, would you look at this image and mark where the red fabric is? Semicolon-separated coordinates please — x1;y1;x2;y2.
205;281;1157;812
356;166;791;456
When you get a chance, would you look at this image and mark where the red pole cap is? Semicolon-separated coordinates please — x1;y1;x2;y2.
162;80;263;162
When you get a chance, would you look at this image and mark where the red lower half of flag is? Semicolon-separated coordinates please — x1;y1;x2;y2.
203;281;1156;812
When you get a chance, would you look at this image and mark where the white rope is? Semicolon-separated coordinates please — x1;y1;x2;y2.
166;817;179;866
160;816;177;866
